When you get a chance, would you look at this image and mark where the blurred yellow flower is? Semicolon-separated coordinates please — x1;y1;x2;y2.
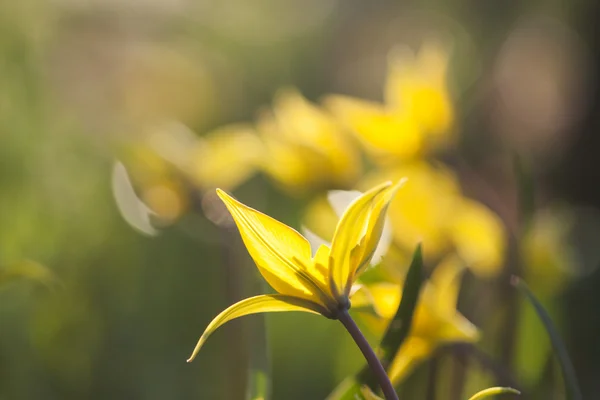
114;122;264;229
521;207;575;296
118;141;190;224
187;181;404;362
385;43;454;145
258;89;361;194
362;164;505;278
353;256;479;384
187;124;264;191
325;41;454;163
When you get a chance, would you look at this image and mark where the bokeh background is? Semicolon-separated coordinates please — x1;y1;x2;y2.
2;0;600;399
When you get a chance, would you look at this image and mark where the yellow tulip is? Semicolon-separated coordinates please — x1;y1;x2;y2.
449;198;506;279
521;207;575;296
258;88;361;193
187;181;404;362
362;164;506;278
385;42;454;145
353;256;479;385
187;124;264;191
325;41;455;163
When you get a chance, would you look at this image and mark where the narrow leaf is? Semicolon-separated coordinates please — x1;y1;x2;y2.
511;276;582;400
359;385;385;400
378;243;425;366
468;387;520;400
325;377;363;400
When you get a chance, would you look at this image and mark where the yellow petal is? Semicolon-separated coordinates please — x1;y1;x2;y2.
435;312;480;343
362;163;460;258
329;181;402;299
351;282;401;319
388;336;433;385
449;198;505;278
259;90;361;191
187;294;323;362
324;95;422;162
355;179;406;279
429;256;465;316
189;124;263;190
217;189;328;304
385;43;454;141
360;386;385;400
261;136;328;194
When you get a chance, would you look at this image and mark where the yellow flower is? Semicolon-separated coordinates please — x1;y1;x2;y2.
521;207;575;296
353;256;479;384
361;163;505;278
114;122;264;230
187;181;404;362
258;88;361;194
385;42;454;143
186;124;264;191
325;41;454;163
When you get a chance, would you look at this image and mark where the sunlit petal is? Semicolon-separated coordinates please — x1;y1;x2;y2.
301;226;329;257
449;198;505;278
187;294;324;362
436;312;480;343
388;336;433;385
429;256;465;315
216;189;323;301
188;124;263;190
354;179;406;278
385;42;454;141
351;282;400;319
328;182;390;298
327;189;394;268
329;181;403;298
325;95;422;161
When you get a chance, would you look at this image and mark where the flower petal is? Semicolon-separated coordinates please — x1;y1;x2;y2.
217;189;322;301
429;256;465;315
449;198;505;278
388;336;433;385
324;95;422;162
187;294;324;362
189;124;263;191
353;179;406;278
329;181;403;298
327;189;394;268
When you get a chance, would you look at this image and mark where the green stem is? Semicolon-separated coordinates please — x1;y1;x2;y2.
338;309;398;400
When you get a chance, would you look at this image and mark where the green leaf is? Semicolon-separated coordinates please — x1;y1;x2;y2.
359;385;385;400
467;387;520;400
378;243;424;366
511;276;582;400
325;377;362;400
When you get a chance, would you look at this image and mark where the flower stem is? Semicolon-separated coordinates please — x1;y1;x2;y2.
338;309;398;400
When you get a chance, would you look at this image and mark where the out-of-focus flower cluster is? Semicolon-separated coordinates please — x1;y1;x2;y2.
113;39;575;386
114;40;502;383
